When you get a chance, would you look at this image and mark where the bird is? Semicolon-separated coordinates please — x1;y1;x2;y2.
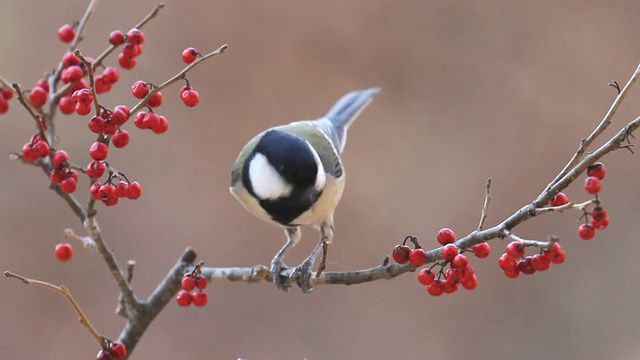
229;88;380;292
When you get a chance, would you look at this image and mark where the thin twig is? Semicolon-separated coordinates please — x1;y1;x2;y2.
477;178;492;230
4;271;104;346
73;50;101;116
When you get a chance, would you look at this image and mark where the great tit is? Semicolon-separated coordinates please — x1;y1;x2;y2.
230;88;380;292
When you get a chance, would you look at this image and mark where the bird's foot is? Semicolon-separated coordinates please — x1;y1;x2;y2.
292;258;315;293
270;258;291;292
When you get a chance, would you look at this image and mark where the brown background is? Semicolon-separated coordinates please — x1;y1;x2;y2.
1;1;640;359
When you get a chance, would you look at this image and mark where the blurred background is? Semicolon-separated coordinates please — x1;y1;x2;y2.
1;1;640;359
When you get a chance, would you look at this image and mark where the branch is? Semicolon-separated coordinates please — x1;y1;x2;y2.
128;44;228;114
4;271;104;346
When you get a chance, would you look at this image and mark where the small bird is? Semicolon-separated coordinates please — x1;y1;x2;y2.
230;88;380;292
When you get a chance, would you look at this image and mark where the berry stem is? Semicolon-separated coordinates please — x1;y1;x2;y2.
3;271;105;347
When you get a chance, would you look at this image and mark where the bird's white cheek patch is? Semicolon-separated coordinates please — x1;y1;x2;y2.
248;153;292;200
308;143;326;191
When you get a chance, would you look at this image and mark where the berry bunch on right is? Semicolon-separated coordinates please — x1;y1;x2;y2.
176;265;209;307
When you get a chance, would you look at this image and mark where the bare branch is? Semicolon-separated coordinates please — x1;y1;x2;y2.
477;178;492;230
4;271;104;346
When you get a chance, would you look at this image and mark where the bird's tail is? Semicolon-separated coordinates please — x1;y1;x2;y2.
325;87;380;153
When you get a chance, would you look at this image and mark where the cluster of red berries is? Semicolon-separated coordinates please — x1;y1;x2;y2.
392;229;491;296
109;28;146;70
548;162;609;240
0;86;13;114
21;134;51;162
89;178;142;207
49;150;80;193
96;341;127;360
498;241;566;278
54;242;74;262
176;271;209;307
180;82;200;107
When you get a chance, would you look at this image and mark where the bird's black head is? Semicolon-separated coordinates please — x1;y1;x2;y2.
253;129;319;188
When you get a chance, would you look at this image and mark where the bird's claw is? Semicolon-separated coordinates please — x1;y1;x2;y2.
292;259;315;293
270;259;291;292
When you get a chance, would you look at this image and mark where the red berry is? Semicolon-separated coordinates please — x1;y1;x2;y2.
195;275;208;290
109;30;125;46
591;206;608;222
592;216;609;230
460;274;478;290
181;274;196;291
59;96;75;114
192;291;208;307
55;243;73;261
75;103;92;116
459;264;475;280
118;53;136;69
441;279;458;294
181;89;200;107
550;248;567;264
531;254;551;271
112;130;130;148
115;182;128;198
445;268;461;284
29;86;47;106
452;254;469;268
408;248;426;266
89;142;109;160
62;52;80;68
32;139;50;158
392;244;410;264
57;24;75;43
95;76;112;94
126;28;145;45
436;228;456;245
176;290;193;306
550;192;569;207
441;243;459;261
503;267;520;278
505;241;525;259
517;257;536;275
134;111;148;129
122;43;142;57
578;223;596;240
151;115;169;134
72;88;93;106
0;97;8;115
584;176;602;194
96;350;114;360
88;116;105;133
417;268;435;285
90;182;102;200
50;168;65;183
86;160;105;179
498;253;517;270
472;242;491;258
61;65;84;84
125;181;142;199
142;112;159;128
1;86;14;100
131;81;149;99
60;177;77;193
148;91;163;108
102;67;120;84
182;47;200;64
109;342;126;360
51;150;69;167
426;280;443;296
587;162;606;180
